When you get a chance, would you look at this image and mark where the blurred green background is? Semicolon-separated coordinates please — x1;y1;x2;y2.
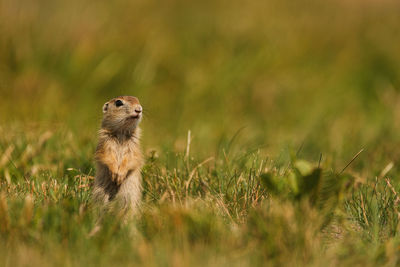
1;0;400;162
2;1;400;265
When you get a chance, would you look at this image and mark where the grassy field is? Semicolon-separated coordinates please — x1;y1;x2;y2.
1;0;400;266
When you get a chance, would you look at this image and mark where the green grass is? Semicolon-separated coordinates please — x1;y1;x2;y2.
1;0;400;265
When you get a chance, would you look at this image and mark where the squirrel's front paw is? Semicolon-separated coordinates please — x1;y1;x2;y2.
111;172;126;185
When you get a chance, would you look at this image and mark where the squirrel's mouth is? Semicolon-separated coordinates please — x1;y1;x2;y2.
127;114;140;120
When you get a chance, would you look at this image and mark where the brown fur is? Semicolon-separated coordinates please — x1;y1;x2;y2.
92;96;144;213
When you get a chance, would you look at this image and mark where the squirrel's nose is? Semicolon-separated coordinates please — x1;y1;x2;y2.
135;106;142;114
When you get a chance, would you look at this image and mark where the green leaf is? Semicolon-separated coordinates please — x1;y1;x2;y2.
288;171;299;195
293;160;313;176
260;173;280;195
298;168;322;202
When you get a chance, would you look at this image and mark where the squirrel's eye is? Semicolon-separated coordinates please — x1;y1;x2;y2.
115;100;124;107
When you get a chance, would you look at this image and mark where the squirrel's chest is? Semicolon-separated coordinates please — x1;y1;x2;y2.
107;142;135;164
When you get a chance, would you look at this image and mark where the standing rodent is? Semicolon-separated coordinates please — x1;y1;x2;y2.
92;96;144;214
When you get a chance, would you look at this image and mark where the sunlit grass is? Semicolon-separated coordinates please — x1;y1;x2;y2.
0;126;399;266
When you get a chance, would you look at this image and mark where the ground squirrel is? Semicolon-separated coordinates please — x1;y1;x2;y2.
92;96;144;213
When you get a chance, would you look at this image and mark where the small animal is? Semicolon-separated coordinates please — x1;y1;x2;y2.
92;96;144;214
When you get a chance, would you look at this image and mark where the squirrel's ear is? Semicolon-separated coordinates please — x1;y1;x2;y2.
102;102;109;113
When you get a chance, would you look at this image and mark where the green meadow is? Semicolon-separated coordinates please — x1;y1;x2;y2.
1;0;400;265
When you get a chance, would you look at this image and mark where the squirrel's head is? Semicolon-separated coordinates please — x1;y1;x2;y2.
101;96;142;134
